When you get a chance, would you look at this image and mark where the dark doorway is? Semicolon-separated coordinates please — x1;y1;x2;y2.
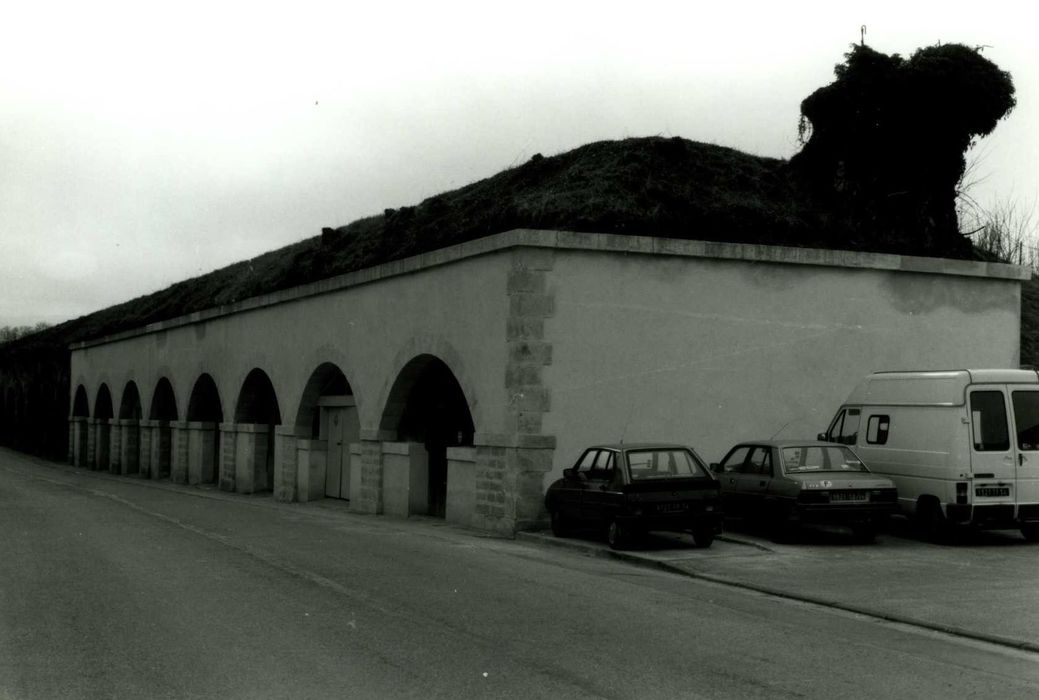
94;384;114;469
393;356;474;518
187;374;224;484
118;382;143;474
149;377;178;478
234;369;281;493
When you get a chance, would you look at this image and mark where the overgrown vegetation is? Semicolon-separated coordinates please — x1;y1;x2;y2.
793;42;1016;257
0;323;51;345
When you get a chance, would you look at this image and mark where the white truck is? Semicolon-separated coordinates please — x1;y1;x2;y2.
820;369;1039;539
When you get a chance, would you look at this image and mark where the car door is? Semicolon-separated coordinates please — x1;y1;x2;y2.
555;449;598;522
740;446;774;515
581;450;619;526
718;446;752;516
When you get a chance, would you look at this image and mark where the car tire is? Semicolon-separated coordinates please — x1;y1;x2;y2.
550;509;570;538
1021;524;1039;542
691;529;715;548
607;519;628;550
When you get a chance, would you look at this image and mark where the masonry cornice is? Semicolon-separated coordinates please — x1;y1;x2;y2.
70;229;1031;351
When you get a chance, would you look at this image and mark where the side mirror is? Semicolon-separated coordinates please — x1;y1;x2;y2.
562;467;576;480
816;432;827;442
710;462;722;473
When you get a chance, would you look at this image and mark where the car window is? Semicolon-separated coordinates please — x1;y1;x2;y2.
781;446;867;473
589;450;615;480
627;449;707;479
747;447;772;476
574;450;598;476
720;446;751;474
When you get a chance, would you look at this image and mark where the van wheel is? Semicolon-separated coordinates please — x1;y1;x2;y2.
1021;524;1039;542
916;500;947;542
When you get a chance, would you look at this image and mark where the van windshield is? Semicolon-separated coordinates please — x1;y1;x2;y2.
781;446;867;473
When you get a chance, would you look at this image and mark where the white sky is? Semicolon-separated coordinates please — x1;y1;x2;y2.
1;0;1035;328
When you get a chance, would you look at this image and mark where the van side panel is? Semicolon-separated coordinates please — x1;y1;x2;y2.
853;404;969;516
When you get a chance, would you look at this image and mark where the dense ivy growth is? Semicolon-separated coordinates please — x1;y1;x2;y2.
793;43;1016;257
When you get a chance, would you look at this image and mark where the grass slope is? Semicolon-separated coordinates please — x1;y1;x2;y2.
6;135;955;351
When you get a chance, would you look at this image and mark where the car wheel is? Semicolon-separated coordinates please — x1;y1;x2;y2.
606;519;628;550
550;509;570;538
691;529;715;548
1021;524;1039;542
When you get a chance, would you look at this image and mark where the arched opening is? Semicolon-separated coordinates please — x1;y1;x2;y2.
72;386;89;418
118;381;142;475
94;384;114;470
69;384;91;466
234;369;281;493
119;382;142;419
187;374;224;485
294;363;357;500
381;355;475;518
148;377;178;479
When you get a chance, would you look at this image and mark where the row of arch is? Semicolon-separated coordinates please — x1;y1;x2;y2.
70;356;476;513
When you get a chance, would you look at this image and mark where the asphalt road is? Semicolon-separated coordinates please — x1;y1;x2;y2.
2;449;1039;699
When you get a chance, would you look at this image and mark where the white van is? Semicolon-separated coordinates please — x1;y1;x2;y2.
820;369;1039;539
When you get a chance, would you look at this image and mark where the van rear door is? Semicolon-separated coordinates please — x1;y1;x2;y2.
1009;389;1039;520
967;387;1016;513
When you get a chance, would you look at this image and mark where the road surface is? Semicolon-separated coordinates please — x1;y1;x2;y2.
2;449;1038;698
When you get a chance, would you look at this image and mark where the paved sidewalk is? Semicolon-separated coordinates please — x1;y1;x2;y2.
518;524;1039;652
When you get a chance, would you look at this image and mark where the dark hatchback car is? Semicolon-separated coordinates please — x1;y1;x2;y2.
713;440;897;541
545;443;723;549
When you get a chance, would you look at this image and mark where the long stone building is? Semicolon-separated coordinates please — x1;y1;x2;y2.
66;229;1028;534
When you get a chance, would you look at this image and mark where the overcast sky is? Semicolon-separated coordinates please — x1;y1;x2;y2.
1;1;1035;329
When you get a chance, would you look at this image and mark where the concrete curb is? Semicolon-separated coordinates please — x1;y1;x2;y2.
516;531;1039;655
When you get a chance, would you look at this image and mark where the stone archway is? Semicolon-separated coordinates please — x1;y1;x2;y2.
233;369;281;494
116;381;143;475
147;377;179;479
294;363;358;501
92;384;114;471
69;385;90;466
380;355;475;518
186;374;223;485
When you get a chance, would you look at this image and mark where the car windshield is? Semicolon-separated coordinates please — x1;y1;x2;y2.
626;449;707;480
780;446;867;473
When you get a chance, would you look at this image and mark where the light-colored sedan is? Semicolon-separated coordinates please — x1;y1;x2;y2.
712;440;897;542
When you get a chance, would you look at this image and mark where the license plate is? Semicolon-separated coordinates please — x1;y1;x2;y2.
830;491;868;503
657;502;689;513
976;487;1010;497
